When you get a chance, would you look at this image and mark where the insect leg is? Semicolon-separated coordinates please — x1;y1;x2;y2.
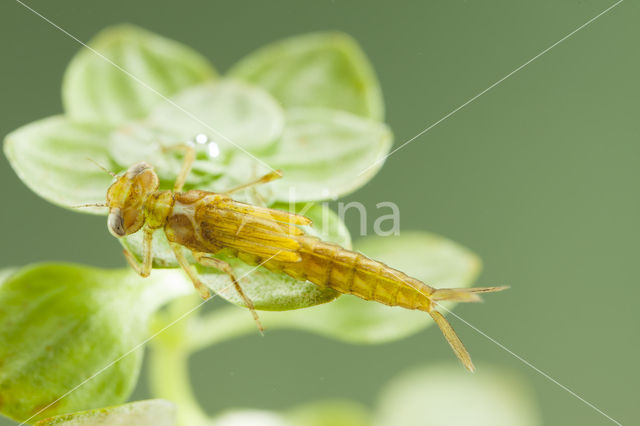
223;169;283;195
162;144;196;192
72;202;108;209
169;243;212;300
247;163;268;207
193;252;264;334
122;227;154;277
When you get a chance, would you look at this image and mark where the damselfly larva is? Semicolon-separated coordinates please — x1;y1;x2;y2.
86;146;506;371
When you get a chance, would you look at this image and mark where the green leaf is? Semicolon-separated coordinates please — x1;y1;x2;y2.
0;264;189;422
122;203;350;310
108;121;210;188
34;399;177;426
3;116;115;214
108;81;284;186
286;401;371;426
265;108;392;201
147;80;284;153
375;363;542;426
0;267;18;285
263;232;481;343
229;32;384;120
63;24;216;125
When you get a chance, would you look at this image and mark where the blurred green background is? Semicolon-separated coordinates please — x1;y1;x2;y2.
1;0;637;424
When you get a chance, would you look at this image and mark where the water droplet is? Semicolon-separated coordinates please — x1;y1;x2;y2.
195;133;209;144
207;142;220;158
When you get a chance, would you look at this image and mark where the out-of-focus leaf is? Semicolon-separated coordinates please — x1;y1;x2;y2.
3;116;115;213
286;401;371;426
209;402;370;426
265;108;392;201
0;264;189;422
374;363;542;426
262;232;481;343
34;399;177;426
211;410;291;426
0;267;18;285
229;32;383;120
63;24;216;125
122;203;350;310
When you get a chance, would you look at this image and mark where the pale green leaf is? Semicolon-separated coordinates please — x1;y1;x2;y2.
0;264;189;422
122;203;350;310
375;363;542;426
229;32;383;119
63;24;216;125
147;80;284;153
34;399;177;426
107;81;284;186
108;121;214;187
265;108;392;201
3;116;115;213
262;232;481;343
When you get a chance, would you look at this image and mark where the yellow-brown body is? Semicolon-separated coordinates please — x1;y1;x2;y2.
262;239;434;312
155;190;436;314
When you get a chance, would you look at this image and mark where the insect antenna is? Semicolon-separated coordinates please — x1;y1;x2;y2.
86;157;117;177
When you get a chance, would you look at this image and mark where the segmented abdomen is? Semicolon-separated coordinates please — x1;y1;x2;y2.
240;236;435;312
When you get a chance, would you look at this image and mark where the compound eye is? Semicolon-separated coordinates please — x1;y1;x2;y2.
108;208;126;237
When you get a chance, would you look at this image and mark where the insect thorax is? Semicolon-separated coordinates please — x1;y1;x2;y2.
144;190;175;229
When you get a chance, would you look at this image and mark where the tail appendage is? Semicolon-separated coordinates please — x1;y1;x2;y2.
428;286;508;372
431;286;508;303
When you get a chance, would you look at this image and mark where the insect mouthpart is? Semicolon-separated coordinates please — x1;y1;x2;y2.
108;208;126;237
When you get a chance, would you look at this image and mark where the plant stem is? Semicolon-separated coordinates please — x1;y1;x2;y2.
148;299;304;426
147;296;210;426
186;306;259;353
148;341;209;426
